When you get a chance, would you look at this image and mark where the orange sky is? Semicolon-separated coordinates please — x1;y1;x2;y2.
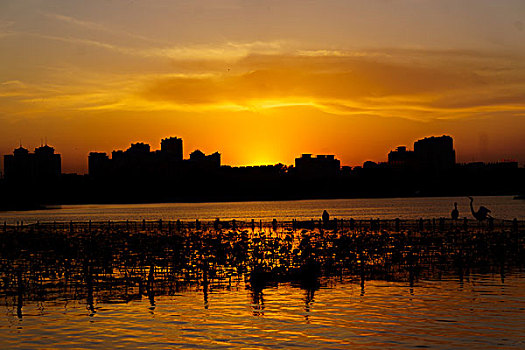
1;1;524;173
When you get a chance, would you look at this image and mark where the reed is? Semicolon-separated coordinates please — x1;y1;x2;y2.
0;218;523;313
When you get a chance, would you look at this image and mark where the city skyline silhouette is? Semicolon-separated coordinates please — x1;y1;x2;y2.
1;134;522;211
2;133;523;177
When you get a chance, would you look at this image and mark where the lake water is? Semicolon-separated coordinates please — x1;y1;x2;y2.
1;196;524;348
1;272;524;349
1;196;524;224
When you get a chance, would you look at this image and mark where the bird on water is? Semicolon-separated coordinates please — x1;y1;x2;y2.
451;202;459;220
467;196;491;221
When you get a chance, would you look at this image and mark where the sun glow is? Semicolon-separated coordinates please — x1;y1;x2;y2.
1;1;525;173
242;156;284;167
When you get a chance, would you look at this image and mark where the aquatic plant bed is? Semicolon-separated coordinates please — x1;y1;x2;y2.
0;219;523;305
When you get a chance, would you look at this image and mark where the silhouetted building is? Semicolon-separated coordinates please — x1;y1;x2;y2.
2;134;523;208
126;142;150;156
414;135;455;170
387;135;456;171
109;142;154;179
33;145;61;180
3;145;61;183
111;150;124;162
486;161;519;169
363;161;379;169
189;149;206;161
4;146;32;182
189;149;221;168
87;137;221;181
388;146;416;167
295;154;340;177
88;152;110;178
459;160;519;169
161;137;183;161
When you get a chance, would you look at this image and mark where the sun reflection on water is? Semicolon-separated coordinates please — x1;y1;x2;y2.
0;217;523;349
2;274;524;349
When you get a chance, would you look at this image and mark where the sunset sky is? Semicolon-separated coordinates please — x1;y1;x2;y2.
1;0;524;173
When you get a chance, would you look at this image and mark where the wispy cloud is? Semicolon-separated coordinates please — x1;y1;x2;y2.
136;52;525;120
25;31;126;52
43;12;168;46
147;40;288;60
3;44;524;122
7;28;288;64
41;12;289;61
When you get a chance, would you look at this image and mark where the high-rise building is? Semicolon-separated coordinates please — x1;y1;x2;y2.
126;142;150;155
3;146;32;182
88;152;110;178
414;135;455;170
3;144;61;182
34;145;61;179
161;137;183;161
87;137;192;180
388;146;416;168
295;154;340;176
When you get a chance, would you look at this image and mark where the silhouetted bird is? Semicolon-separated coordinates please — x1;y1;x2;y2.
467;196;491;221
322;210;330;227
451;202;459;220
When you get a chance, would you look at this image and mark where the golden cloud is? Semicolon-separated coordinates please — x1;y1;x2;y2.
139;52;525;120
